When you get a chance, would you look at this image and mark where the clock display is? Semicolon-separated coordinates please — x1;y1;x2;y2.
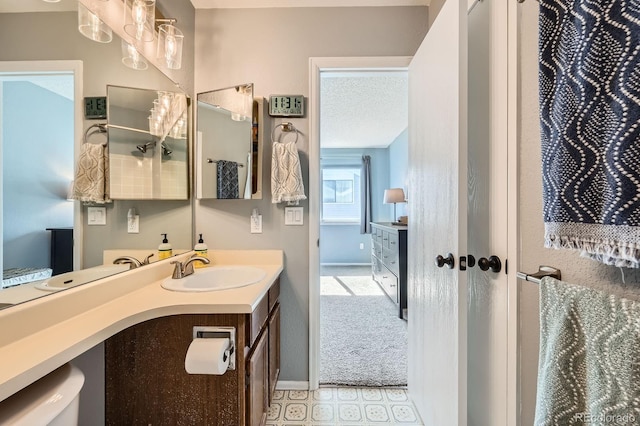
84;96;107;119
269;95;305;117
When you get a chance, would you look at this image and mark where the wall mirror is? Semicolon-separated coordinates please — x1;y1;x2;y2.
108;85;189;200
196;84;263;200
0;8;192;309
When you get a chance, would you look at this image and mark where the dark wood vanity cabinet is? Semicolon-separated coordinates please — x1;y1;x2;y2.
105;278;281;426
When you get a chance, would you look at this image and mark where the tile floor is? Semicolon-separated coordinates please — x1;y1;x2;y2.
266;388;423;425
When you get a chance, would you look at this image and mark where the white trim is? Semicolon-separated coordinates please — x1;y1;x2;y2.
191;0;430;9
0;60;84;271
275;381;310;391
309;56;411;391
506;1;520;425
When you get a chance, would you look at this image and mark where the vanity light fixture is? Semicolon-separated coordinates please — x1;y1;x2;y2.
77;1;112;43
383;188;406;222
124;0;156;42
121;40;148;70
157;19;184;70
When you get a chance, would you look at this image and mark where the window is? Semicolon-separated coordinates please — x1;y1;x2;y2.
322;166;361;223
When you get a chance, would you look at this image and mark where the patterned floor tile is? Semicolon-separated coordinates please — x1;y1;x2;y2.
267;387;422;425
364;404;391;422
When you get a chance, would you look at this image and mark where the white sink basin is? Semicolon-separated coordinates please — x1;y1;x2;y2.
35;264;130;292
161;265;267;292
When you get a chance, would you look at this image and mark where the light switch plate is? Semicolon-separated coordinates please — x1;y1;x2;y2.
87;207;106;225
285;207;304;226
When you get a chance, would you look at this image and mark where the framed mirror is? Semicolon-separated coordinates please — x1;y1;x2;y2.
107;85;189;200
196;84;263;200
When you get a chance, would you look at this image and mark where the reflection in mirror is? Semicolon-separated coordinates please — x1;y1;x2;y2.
197;84;262;199
0;8;193;309
107;85;189;200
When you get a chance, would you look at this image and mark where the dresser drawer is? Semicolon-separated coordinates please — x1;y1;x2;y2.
381;230;390;249
379;265;398;303
382;247;399;275
372;242;382;259
388;231;399;249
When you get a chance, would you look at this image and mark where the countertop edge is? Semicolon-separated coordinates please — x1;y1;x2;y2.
0;255;283;403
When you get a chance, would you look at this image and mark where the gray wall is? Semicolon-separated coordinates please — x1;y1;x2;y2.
194;6;429;382
517;2;640;423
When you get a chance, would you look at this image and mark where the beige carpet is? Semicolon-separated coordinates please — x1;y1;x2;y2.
319;270;408;387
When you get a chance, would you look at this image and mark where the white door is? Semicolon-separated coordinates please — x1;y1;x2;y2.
407;0;511;424
407;0;468;424
467;0;509;424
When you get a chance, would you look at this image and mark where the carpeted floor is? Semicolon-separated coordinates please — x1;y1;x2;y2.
319;267;408;387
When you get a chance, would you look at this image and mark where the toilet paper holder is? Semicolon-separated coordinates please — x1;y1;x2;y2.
192;326;236;370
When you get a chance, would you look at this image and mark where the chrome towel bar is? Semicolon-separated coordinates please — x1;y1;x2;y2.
516;266;561;285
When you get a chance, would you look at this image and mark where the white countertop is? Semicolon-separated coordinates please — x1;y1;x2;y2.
0;250;283;402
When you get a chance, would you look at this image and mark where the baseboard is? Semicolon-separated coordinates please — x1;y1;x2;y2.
320;263;372;266
275;381;310;390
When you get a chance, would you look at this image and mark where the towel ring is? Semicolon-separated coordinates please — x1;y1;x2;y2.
271;122;299;144
84;123;108;145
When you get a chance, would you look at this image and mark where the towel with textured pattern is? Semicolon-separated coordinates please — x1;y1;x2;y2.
216;160;240;199
70;143;111;204
539;0;640;267
534;277;640;426
271;140;306;204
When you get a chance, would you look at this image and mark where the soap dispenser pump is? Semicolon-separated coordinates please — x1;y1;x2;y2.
158;233;173;260
194;234;208;268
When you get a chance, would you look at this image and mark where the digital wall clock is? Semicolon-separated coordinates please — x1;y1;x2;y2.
84;96;107;119
269;95;305;117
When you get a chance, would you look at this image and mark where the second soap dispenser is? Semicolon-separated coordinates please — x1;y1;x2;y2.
158;234;173;260
194;234;208;268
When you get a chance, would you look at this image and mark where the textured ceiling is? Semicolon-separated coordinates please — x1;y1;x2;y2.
321;71;408;149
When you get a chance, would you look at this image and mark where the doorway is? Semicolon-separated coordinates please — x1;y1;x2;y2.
0;61;83;284
309;57;412;390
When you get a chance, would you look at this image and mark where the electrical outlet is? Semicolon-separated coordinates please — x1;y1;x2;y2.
128;215;140;233
251;214;263;234
359;243;364;250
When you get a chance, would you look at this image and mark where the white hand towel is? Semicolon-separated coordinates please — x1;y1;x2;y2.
70;143;111;204
271;141;306;204
244;151;252;199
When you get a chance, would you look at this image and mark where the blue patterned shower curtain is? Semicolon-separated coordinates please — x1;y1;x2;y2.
539;0;640;267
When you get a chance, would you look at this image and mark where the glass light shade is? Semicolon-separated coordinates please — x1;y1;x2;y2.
148;116;163;137
157;24;184;69
121;40;148;70
77;2;112;43
124;0;155;42
383;188;406;204
42;0;62;3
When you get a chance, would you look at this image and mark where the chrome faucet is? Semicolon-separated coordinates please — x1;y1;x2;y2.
113;253;154;269
171;255;210;279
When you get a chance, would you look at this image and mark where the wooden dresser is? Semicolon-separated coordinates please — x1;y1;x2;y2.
371;222;408;319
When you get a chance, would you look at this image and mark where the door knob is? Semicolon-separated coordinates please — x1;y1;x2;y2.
478;255;502;273
435;253;455;269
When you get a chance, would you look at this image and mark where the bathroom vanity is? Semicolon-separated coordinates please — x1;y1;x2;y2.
0;250;283;425
105;278;280;425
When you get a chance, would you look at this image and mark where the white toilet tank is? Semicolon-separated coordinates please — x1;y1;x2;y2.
0;363;85;425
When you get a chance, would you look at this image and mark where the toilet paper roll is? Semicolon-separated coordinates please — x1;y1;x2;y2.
185;337;230;375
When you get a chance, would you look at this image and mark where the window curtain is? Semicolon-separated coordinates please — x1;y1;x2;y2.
360;155;372;234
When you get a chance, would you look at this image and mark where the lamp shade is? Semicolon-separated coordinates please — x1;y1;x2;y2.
383;188;406;204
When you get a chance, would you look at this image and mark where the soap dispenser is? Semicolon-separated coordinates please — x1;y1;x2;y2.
194;234;208;268
158;234;173;260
